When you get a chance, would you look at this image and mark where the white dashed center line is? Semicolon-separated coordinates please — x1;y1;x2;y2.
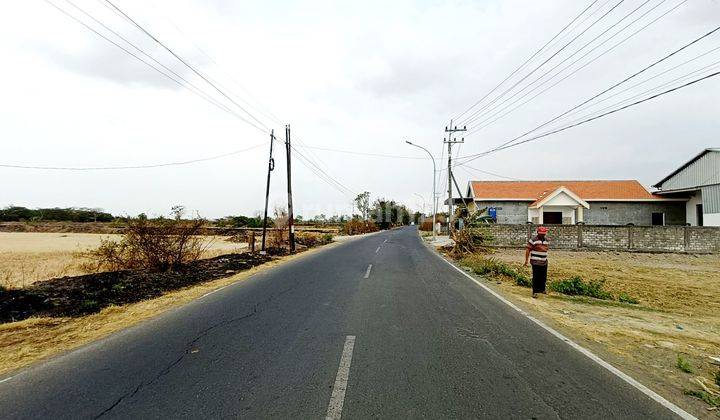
363;264;372;279
375;246;381;254
325;335;356;420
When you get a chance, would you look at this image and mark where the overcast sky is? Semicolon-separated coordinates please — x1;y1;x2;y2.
1;0;719;219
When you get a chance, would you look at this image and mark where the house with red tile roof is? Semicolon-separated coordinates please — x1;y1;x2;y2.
462;180;688;225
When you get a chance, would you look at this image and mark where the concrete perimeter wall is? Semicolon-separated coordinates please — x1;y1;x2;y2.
479;224;720;253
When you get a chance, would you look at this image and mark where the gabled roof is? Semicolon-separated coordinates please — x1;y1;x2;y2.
529;186;590;209
652;148;720;188
468;180;665;201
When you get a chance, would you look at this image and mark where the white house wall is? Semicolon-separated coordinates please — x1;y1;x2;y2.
540;191;584;207
686;191;702;226
705;213;720;226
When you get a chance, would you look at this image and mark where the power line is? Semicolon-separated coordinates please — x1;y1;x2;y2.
455;69;720;166
456;164;522;181
42;0;267;130
461;24;720;160
147;1;284;127
554;57;720;130
290;145;356;197
549;45;720;127
452;0;600;122
101;0;271;133
0;143;266;171
465;0;686;136
295;144;431;160
464;0;660;130
457;0;625;127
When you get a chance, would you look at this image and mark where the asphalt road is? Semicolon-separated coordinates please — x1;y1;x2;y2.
0;227;681;419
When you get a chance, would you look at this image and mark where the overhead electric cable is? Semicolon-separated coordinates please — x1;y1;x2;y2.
42;0;267;131
455;70;720;166
452;0;600;122
291;146;356;197
102;0;271;133
461;24;720;158
457;0;626;127
153;6;284;127
0;143;266;171
463;0;658;129
465;0;687;136
456;164;522;181
549;45;720;126
296;144;431;160
554;58;720;129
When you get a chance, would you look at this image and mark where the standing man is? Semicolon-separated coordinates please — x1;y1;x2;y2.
524;226;549;298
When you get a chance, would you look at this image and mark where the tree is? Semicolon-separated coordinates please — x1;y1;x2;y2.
370;198;412;229
354;191;370;220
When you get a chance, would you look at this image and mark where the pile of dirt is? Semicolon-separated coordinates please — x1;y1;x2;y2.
0;253;271;323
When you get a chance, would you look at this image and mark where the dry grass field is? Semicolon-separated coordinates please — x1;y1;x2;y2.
0;241;341;376
480;249;720;414
0;232;247;288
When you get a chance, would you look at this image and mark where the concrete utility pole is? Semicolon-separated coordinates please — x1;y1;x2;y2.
444;120;466;234
261;130;275;254
285;125;295;252
405;140;437;242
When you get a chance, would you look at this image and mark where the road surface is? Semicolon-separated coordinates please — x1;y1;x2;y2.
0;227;680;419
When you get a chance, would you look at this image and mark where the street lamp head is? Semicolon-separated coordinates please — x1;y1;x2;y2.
405;140;413;145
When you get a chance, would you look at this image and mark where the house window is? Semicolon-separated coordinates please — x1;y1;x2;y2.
651;212;665;226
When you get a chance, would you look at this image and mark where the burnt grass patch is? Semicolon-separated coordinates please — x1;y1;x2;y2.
0;253;271;323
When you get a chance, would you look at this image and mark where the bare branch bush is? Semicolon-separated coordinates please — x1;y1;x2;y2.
82;210;209;272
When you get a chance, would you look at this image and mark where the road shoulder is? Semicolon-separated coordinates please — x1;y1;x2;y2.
0;236;365;378
422;238;703;419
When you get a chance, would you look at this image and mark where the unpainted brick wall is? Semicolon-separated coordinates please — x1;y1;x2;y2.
478;224;720;253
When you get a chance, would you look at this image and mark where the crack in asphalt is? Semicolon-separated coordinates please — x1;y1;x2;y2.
94;281;305;418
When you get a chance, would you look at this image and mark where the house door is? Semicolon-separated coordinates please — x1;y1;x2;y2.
697;204;703;226
543;211;563;224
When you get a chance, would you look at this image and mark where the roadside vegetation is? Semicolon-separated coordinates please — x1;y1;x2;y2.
0;192;413;375
0;205;346;375
444;227;720;413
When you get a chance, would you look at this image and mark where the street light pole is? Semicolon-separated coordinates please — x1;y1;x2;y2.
405;140;437;241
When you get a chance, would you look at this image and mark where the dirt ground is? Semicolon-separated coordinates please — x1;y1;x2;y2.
482;248;720;417
0;232;247;288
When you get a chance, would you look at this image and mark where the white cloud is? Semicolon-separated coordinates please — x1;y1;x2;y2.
1;0;719;218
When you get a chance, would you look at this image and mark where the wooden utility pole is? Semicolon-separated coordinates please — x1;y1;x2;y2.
444;121;466;234
285;124;295;252
261;129;275;253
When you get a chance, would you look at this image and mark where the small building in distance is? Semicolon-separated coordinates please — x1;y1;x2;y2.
652;148;720;226
463;180;686;226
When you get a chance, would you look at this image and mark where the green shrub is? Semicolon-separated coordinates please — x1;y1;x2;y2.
676;354;694;373
460;256;531;288
618;292;639;304
683;389;720;406
79;299;100;313
715;369;720;387
549;276;612;300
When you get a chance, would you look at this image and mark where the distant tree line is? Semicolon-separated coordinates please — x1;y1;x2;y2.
0;206;114;222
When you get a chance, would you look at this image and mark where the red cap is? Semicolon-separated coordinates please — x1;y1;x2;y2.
537;226;548;235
